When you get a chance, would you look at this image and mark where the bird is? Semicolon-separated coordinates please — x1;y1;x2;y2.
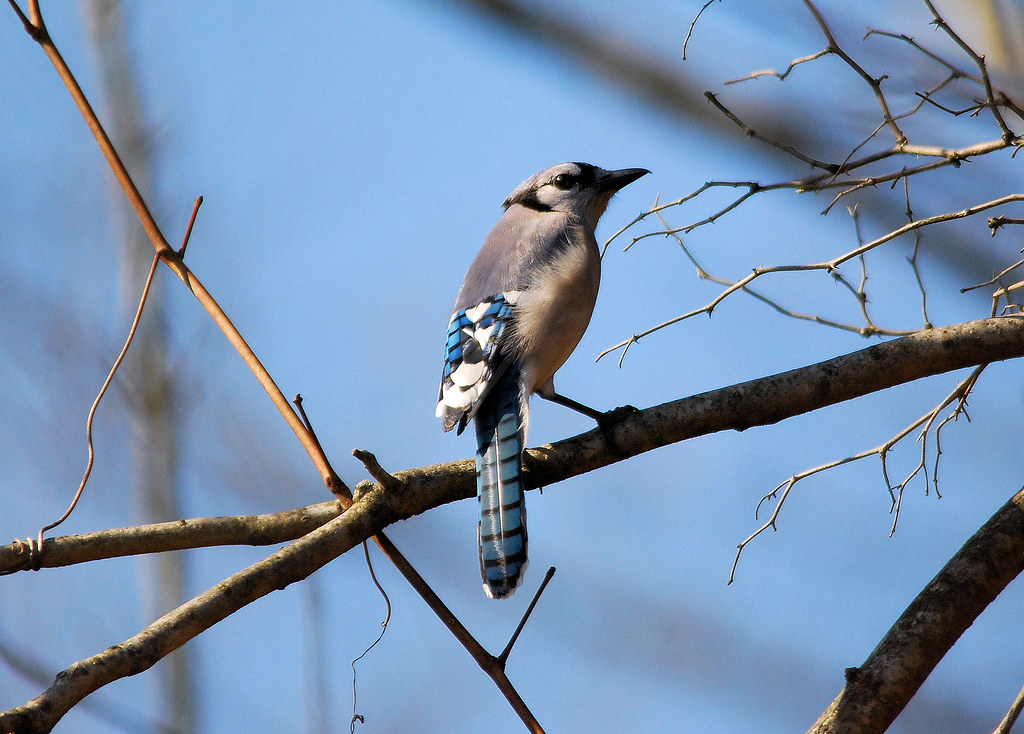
435;162;649;599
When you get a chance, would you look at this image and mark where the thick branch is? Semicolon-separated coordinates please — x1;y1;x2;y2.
0;499;387;733
6;316;1022;575
3;317;1023;729
807;486;1024;734
522;316;1024;495
0;502;343;573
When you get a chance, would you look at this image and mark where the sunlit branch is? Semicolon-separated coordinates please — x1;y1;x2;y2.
808;486;1024;734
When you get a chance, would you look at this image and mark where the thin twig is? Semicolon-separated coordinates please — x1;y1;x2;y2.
731;365;984;583
704;91;840;172
682;0;717;61
498;567;556;665
725;48;829;84
178;195;203;258
350;541;391;734
11;251;163;573
902;178;933;329
993;679;1024;734
293;394;350;501
802;0;906;144
864;27;976;83
962;256;1024;293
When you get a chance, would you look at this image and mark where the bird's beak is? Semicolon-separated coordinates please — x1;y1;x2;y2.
596;167;650;193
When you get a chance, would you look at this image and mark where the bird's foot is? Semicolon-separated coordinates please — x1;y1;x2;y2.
594;405;638;457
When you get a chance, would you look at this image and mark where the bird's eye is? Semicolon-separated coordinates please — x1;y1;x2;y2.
552;173;576;190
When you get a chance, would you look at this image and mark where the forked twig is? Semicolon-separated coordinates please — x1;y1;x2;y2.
651;207;916;341
729;365;984;583
922;0;1014;139
601;194;1024;363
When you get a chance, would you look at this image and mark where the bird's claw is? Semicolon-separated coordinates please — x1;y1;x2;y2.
595;405;638;456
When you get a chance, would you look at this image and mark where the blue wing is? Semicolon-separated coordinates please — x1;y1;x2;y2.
436;291;519;434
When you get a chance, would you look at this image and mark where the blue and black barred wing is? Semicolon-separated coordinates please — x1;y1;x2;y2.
436;291;520;434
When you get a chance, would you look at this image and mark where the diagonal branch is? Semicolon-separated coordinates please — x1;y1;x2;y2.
807;485;1024;734
0;499;387;734
5;4;548;729
7;0;347;502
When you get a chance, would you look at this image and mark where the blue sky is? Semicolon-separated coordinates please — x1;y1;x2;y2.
2;1;1023;732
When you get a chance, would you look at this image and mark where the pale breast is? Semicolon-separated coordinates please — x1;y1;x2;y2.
513;229;601;394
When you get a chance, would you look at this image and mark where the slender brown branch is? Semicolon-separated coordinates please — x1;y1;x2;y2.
0;502;344;574
7;0;346;500
3;6;548;728
801;0;906;144
367;532;545;733
807;486;1024;734
498;567;557;665
178;195;203;258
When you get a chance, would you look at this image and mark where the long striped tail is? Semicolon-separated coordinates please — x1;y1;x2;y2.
475;369;528;599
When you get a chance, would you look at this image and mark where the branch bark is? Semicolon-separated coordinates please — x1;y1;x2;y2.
0;499;386;734
807;486;1024;734
0;502;343;573
5;315;1024;578
3;316;1024;731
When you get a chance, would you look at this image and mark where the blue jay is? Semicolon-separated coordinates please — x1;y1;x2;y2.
436;162;649;599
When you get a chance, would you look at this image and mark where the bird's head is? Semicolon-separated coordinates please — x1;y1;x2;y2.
502;162;649;230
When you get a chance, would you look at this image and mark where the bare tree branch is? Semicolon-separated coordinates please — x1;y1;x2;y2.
5;315;1024;579
807;486;1024;734
602;194;1024;363
0;502;344;573
4;314;1024;731
0;501;381;734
